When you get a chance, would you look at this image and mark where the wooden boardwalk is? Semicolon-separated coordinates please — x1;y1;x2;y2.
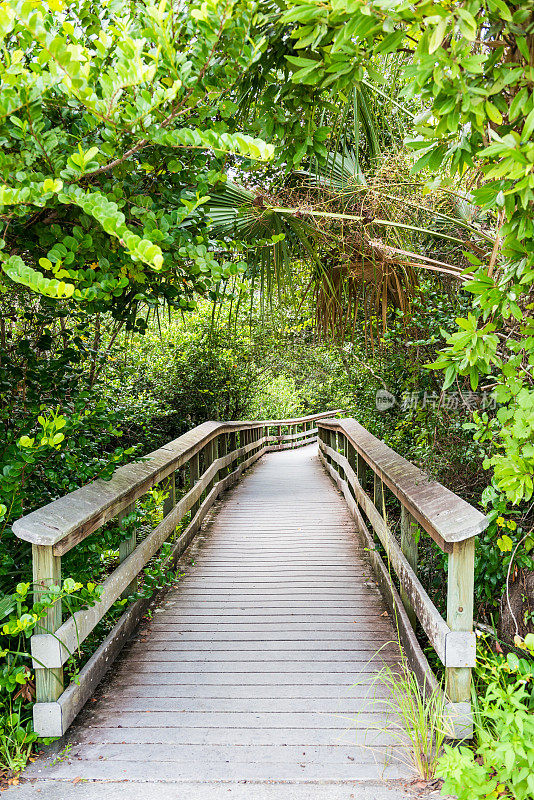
20;445;411;794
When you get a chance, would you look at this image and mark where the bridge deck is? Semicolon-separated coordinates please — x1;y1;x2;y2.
20;446;411;795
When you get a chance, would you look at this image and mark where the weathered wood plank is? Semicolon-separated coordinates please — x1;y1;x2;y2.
92;697;396;714
127;634;396;646
27;755;406;782
104;684;392;699
318;418;487;546
115;658;397;673
71;725;400;746
32;544;63;703
64;742;397;762
108;670;391;686
124;643;401;657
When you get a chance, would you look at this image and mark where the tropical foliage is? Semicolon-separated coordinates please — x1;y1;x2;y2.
438;643;534;800
280;0;534;505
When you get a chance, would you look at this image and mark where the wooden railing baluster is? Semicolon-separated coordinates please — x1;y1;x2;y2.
400;507;418;628
374;473;385;518
213;434;221;485
446;538;475;707
205;438;215;493
162;476;175;520
357;452;367;492
33;544;63;703
119;501;137;597
189;450;200;517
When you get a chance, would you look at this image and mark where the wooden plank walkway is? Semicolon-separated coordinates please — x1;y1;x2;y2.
19;445;411;795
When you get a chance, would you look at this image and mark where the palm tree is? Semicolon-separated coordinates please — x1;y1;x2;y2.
202;77;493;345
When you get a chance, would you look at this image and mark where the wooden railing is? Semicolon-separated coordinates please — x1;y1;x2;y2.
12;411;343;737
317;418;488;737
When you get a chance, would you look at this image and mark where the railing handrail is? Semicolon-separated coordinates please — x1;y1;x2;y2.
316;417;484;737
13;411;344;549
318;417;487;551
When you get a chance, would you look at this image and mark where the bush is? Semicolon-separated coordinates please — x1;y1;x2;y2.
437;646;534;800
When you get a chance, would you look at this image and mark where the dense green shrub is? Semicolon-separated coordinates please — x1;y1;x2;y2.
438;645;534;800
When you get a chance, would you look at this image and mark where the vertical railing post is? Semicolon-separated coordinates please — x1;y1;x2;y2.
33;545;63;702
400;507;418;627
235;430;241;465
446;538;475;704
337;431;345;481
189;451;200;516
119;501;137;597
332;429;338;469
228;431;237;472
347;440;356;473
374;473;385;517
205;439;215;495
347;440;356;499
220;432;228;476
327;428;333;466
200;445;207;500
213;434;221;485
343;433;348;479
162;475;175;520
356;453;367;491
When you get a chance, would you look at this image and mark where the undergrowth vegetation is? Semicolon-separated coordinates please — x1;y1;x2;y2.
437;641;534;799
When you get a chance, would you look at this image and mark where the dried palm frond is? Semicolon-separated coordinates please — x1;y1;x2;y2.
204;159;484;347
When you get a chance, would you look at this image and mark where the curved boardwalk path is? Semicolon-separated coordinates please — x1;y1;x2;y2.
12;446;413;800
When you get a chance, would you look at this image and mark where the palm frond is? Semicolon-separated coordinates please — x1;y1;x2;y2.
295;147;367;190
205;180;323;300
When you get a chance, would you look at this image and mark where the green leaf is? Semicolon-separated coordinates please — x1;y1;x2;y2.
428;17;448;54
522;107;534;141
485;101;503;125
456;8;478;41
1;255;75;298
